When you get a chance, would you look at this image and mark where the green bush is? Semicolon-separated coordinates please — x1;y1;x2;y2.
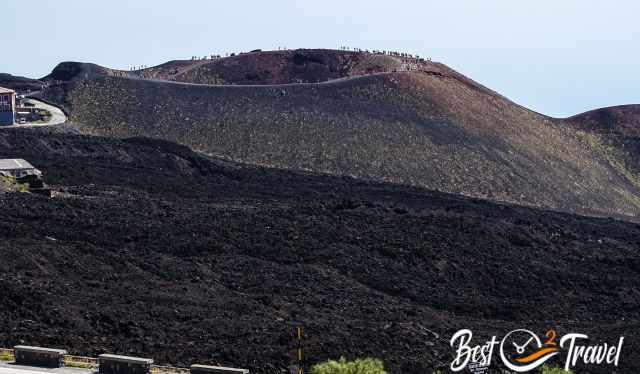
541;366;572;374
1;176;29;193
64;360;97;369
311;357;386;374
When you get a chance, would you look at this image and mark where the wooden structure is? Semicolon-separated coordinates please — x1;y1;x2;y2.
14;345;67;367
99;354;154;374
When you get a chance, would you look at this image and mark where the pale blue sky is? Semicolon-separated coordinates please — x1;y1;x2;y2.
2;0;638;117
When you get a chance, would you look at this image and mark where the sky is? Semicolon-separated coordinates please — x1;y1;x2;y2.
1;0;638;117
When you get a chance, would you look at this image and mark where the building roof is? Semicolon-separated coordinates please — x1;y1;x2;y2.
0;159;36;170
0;86;16;94
191;364;249;374
14;345;68;354
98;354;154;364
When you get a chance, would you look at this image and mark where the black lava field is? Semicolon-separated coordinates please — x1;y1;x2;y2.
0;128;638;373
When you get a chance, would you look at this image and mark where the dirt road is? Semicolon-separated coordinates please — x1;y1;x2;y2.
1;98;66;128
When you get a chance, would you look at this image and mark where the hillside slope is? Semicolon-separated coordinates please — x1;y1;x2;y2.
0;73;44;92
0;128;639;373
39;51;640;219
132;49;428;85
567;105;640;187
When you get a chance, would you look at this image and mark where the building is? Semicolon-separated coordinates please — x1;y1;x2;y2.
0;158;42;178
191;364;249;374
99;354;153;374
0;86;16;125
14;346;68;368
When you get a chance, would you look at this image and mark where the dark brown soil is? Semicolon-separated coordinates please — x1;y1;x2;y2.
0;128;638;374
567;105;640;183
123;49;431;85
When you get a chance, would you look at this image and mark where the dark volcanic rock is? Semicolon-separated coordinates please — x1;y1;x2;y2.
44;62;114;82
0;73;44;92
0;128;638;373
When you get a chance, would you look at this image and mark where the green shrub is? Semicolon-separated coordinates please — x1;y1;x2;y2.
1;176;29;192
311;357;386;374
64;360;97;369
0;352;14;361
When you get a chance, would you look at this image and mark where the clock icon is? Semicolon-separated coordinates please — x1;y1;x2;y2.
499;329;560;372
503;330;539;359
